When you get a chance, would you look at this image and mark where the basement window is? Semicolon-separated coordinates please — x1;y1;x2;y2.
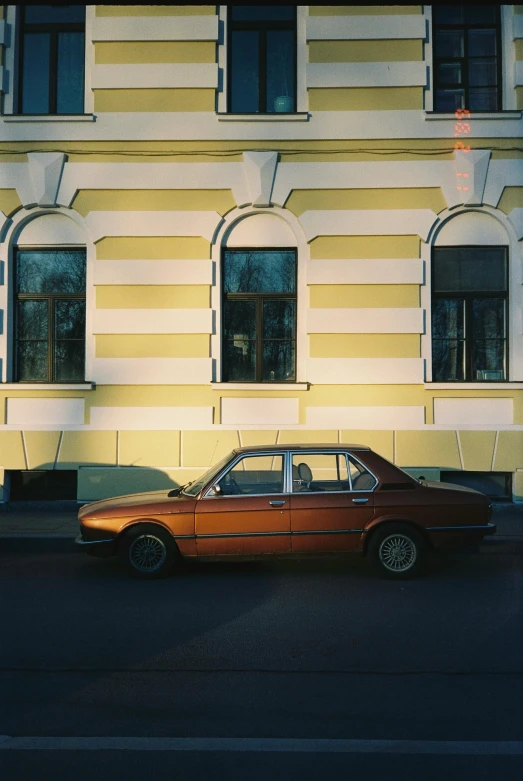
440;471;511;499
8;470;77;501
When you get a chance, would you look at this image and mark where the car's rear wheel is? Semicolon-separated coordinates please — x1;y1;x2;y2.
368;523;426;579
119;524;178;579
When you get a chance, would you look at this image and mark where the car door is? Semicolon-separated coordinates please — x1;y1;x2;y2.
195;452;290;556
290;451;375;553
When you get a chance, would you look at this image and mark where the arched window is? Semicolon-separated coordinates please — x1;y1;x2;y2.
12;214;86;383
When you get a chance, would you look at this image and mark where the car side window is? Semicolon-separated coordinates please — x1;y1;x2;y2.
348;457;377;491
291;453;350;493
218;454;284;495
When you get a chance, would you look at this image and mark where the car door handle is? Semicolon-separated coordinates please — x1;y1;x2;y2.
269;500;286;506
352;498;369;503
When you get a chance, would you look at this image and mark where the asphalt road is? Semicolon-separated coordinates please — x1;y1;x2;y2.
1;542;522;780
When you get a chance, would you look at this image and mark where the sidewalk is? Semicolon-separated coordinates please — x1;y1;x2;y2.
0;500;522;549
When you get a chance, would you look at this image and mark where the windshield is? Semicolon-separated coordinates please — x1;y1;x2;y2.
181;452;235;497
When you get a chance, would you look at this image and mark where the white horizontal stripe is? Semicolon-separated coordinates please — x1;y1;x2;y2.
514;15;523;39
0;736;520;755
509;208;523;240
59;162;248;208
92;309;213;335
92;63;218;90
307;308;424;335
0;20;5;46
91;15;219;42
90;406;213;430
307;260;423;285
515;61;523;87
6;399;84;426
307;62;426;88
299;210;436;242
306;15;426;41
306;406;425;429
92;358;211;385
1;111;522;142
85;211;221;242
307;358;424;384
221;398;299;426
434;399;513;425
93;260;213;286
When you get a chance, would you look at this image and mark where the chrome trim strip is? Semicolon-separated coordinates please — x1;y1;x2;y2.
292;529;367;535
426;524;497;533
75;536;114;547
196;529;366;539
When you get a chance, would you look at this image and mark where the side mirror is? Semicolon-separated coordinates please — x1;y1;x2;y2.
211;484;222;495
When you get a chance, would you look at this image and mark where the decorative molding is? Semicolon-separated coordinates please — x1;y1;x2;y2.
6;398;85;426
508;208;523;240
306;14;426;40
307;62;427;89
307;308;424;335
221;397;299;425
91;357;212;385
84;211;222;242
92;309;213;335
26;152;67;208
299;209;437;242
91;63;218;90
434;398;513;425
91;15;219;42
93;259;213;286
452;149;491;207
242;151;279;207
307;259;423;285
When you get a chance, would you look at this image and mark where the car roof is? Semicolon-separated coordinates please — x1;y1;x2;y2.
233;443;371;454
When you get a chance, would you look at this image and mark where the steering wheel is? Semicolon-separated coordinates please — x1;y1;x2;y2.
221;475;239;495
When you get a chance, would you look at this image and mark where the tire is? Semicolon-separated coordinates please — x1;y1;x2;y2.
368;523;427;579
119;524;178;579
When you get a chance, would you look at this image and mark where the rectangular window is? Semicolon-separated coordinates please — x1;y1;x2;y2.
15;249;86;382
222;249;297;382
432;4;502;112
228;6;296;114
431;247;508;382
18;5;85;115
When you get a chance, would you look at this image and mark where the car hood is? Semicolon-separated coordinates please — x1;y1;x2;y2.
78;489;196;520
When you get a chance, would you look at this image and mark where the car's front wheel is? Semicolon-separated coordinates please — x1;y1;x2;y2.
368;523;427;579
119;524;178;579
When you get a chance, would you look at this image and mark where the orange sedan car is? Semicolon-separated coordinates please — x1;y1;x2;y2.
76;444;496;579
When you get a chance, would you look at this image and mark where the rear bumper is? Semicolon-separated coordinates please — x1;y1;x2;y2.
426;523;497;535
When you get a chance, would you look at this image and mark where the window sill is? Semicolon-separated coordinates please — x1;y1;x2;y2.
212;382;309;391
424;111;521;121
217;112;309;122
3;114;96;123
1;383;95;390
426;383;523;390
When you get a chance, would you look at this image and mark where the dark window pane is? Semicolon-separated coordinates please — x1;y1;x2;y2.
435;30;464;58
262;341;295;381
57;32;85;113
54;340;85;381
472;340;506;380
223;299;256;340
232;6;294;21
230;31;259;113
465;5;496;25
17;251;86;294
267;30;295;113
55;300;85;339
472;298;506;338
438;62;462;85
17;300;48;339
433;6;464;25
433;249;507;292
469;58;497;87
435;89;465;112
223;251;296;294
17;341;49;381
25;5;85;24
468;29;497;57
223;339;256;381
432;339;466;382
21;33;50;114
432;299;465;340
263;300;295;339
469;87;498;111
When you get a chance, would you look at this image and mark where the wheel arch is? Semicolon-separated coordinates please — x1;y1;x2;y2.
363;517;433;556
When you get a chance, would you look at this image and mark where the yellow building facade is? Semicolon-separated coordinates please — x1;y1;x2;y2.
0;5;522;503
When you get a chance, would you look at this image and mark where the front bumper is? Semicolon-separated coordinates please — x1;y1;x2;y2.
75;533;116;557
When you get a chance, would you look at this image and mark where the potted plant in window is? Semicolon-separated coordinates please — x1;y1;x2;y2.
273;48;294;113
